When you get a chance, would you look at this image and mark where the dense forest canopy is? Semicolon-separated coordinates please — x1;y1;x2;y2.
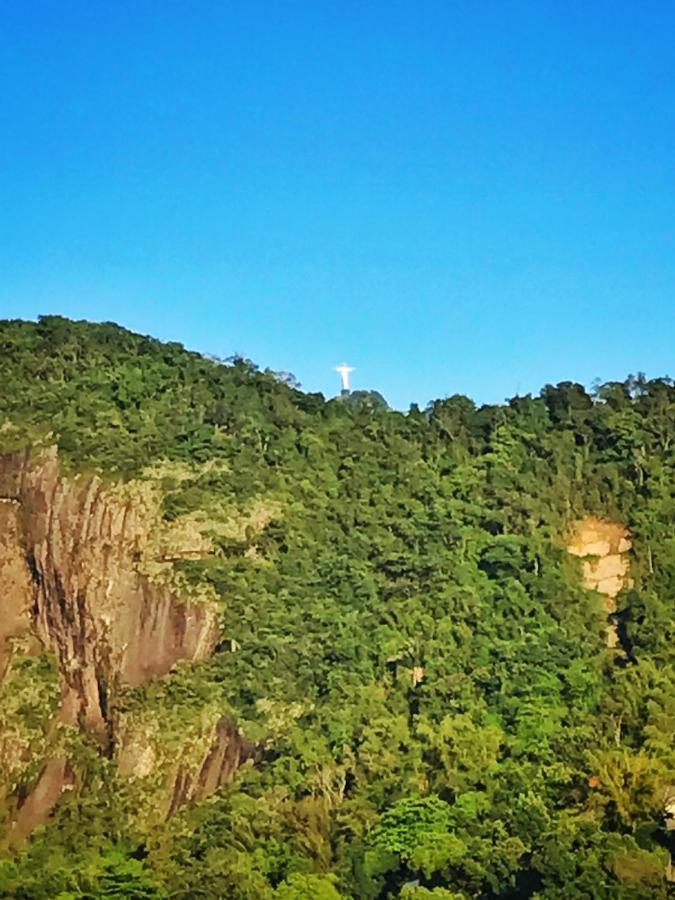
0;316;673;898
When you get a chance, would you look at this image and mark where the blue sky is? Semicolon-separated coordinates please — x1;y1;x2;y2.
1;1;673;409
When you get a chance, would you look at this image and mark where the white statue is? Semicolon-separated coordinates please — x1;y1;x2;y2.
334;363;355;392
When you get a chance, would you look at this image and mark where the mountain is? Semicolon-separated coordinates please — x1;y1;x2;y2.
0;316;673;899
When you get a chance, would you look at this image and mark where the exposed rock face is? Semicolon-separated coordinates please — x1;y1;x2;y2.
8;758;74;850
568;517;631;648
116;713;255;825
2;447;220;738
0;499;34;678
0;447;248;841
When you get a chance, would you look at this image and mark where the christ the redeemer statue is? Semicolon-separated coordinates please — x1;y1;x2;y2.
335;363;354;393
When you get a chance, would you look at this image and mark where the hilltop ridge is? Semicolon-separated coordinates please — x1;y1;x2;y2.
0;316;673;898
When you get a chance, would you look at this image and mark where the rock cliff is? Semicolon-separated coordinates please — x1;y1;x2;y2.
0;447;252;844
568;516;632;648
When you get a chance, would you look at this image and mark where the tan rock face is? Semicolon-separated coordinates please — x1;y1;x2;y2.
8;757;74;850
2;447;221;739
568;517;631;647
0;447;250;841
0;501;34;676
115;713;254;825
568;517;631;562
171;718;253;816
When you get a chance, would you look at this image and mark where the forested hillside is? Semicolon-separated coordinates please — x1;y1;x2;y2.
0;316;673;899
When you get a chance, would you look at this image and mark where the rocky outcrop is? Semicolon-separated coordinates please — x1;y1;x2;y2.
0;446;249;841
1;447;220;739
0;499;34;678
8;757;74;850
116;713;255;826
568;517;631;648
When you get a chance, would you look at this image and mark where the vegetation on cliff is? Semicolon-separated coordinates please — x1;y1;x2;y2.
0;316;673;898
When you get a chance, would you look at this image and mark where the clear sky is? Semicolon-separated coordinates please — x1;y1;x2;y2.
1;1;673;409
